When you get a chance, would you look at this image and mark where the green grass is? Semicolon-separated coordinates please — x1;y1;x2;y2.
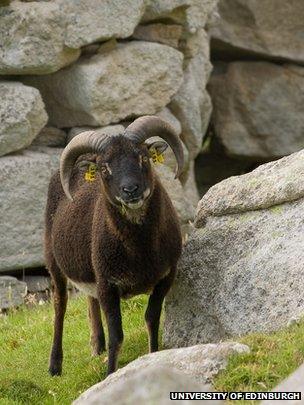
214;319;304;403
0;294;149;405
1;297;304;405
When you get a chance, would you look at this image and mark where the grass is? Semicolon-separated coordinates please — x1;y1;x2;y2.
0;294;149;405
214;319;304;403
1;296;304;405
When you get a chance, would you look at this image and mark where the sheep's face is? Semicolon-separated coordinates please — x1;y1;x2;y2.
95;136;167;210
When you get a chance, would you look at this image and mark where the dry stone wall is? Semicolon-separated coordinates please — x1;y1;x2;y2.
0;0;218;273
22;41;184;127
209;62;304;161
197;0;304;195
210;0;304;63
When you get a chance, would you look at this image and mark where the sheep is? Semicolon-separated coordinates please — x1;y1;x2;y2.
45;115;184;377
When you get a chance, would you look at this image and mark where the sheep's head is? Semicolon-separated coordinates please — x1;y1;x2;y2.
59;116;184;210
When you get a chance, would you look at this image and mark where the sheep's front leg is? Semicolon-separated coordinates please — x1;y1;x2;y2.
48;270;68;376
98;281;123;375
88;296;106;356
145;267;176;352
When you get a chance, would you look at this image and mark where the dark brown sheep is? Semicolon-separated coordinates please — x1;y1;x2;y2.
45;116;184;377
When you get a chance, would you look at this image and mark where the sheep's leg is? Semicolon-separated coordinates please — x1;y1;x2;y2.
48;266;68;376
145;267;176;353
88;296;106;356
98;282;123;375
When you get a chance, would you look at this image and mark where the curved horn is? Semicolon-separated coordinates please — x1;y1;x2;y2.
124;115;184;178
60;131;111;201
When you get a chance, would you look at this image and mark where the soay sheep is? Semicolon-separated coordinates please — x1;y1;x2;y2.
45;115;184;377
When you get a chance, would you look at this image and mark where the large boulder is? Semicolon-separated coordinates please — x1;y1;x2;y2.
22;41;184;127
0;82;48;157
170;29;212;159
195;149;304;225
75;342;249;404
211;0;304;64
0;1;80;75
59;0;146;48
209;62;304;160
164;149;304;347
75;366;217;405
0;147;62;273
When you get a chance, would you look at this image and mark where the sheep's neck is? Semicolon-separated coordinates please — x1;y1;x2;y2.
118;204;147;224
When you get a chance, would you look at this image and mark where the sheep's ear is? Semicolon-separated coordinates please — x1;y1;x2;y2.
77;158;98;182
146;140;168;154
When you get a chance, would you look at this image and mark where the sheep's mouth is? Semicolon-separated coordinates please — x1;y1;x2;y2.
116;188;151;210
125;198;144;210
115;196;144;210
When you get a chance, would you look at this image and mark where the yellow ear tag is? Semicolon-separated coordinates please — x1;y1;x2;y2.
150;148;165;164
84;163;97;182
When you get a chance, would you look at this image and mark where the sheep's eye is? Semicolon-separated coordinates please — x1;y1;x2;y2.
142;156;149;163
100;163;111;175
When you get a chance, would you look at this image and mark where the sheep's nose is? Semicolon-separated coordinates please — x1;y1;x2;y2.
122;185;139;196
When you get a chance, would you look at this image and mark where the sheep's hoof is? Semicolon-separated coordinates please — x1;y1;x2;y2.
48;364;62;376
91;344;106;357
91;336;106;356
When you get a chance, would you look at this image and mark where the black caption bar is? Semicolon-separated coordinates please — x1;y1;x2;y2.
170;392;302;401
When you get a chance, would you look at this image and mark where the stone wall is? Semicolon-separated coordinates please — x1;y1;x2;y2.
0;0;218;273
195;0;304;195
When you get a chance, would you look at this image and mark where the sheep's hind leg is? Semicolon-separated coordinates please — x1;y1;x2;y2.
98;282;123;375
88;296;106;356
48;262;68;376
145;267;176;353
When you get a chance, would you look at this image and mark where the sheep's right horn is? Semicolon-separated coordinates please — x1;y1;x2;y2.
60;131;111;201
124;115;184;178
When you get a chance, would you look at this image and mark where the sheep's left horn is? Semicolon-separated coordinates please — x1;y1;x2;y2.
124;115;184;178
60;131;111;201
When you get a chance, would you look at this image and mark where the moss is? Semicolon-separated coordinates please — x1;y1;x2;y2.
269;205;283;214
